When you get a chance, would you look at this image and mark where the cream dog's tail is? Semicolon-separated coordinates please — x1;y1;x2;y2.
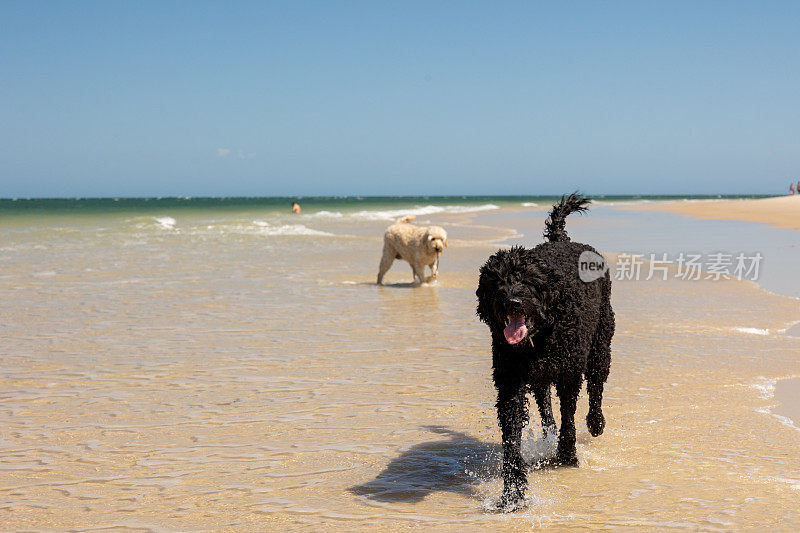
396;215;416;224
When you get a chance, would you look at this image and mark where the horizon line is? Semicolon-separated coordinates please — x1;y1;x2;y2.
0;193;778;201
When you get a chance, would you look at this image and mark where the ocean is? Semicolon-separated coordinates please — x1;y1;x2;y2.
1;195;798;530
0;194;771;216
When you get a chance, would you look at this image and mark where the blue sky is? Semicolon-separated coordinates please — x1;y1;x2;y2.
1;1;799;197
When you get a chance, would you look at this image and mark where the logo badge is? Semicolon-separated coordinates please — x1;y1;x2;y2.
578;250;608;282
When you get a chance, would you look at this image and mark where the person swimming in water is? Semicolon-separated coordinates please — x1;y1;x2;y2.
291;201;301;214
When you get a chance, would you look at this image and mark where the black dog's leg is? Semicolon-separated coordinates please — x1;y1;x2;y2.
531;384;556;437
586;380;606;438
496;384;528;507
586;302;613;437
555;377;582;466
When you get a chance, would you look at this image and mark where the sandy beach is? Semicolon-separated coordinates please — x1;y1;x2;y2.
774;378;800;430
627;194;800;432
6;0;800;529
1;199;799;530
627;195;800;232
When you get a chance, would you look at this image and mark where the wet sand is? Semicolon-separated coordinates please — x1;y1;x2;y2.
785;323;800;337
1;204;800;530
774;378;800;430
627;195;800;232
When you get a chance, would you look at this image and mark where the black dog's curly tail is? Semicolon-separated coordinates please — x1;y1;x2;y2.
544;192;591;242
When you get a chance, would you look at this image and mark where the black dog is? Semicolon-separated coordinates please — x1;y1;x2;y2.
476;193;614;510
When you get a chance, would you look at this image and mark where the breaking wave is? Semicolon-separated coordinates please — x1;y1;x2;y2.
154;216;177;230
348;203;499;221
193;220;335;236
250;222;334;236
732;327;770;336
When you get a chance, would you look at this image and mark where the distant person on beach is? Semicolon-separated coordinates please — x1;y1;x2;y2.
791;183;796;195
797;181;800;194
291;201;301;214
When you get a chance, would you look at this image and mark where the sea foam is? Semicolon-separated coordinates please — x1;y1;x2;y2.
154;216;177;230
309;210;344;218
259;224;333;236
752;377;800;432
350;203;499;221
732;327;770;335
248;221;334;236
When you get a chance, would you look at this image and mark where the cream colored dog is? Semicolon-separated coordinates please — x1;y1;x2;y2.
377;215;448;285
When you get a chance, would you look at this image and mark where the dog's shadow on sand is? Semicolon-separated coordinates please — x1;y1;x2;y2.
349;426;564;504
360;281;416;289
348;426;500;503
356;281;438;289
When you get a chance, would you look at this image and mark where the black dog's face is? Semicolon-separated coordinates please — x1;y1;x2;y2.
476;247;552;346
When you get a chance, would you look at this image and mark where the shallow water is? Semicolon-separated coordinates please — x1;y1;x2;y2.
1;202;799;530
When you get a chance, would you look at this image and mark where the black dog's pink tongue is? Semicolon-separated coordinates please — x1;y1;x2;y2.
503;316;527;345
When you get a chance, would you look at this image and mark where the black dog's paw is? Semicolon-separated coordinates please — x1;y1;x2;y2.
586;409;605;437
497;486;527;513
554;448;579;467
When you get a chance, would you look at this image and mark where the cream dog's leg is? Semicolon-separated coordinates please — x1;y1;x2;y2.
377;242;396;285
430;255;439;279
411;257;426;285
